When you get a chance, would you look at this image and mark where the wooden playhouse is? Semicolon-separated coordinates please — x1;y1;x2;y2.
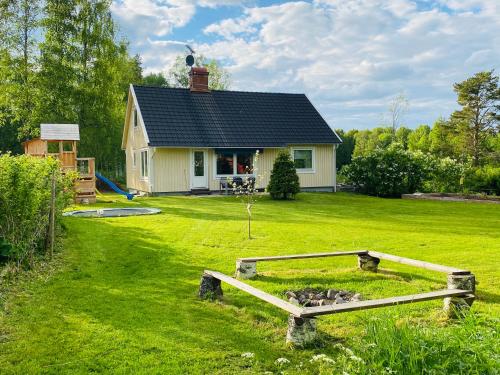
23;124;96;203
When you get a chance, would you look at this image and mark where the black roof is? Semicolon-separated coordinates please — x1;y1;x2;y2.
132;85;342;147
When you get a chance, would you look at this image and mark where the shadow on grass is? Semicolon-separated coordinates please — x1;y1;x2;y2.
58;219;289;359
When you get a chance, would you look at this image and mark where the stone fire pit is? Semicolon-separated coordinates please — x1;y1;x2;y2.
199;250;475;348
285;288;362;307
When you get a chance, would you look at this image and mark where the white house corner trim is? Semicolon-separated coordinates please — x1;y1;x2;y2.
333;144;337;192
149;147;156;193
121;87;132;149
130;85;150;145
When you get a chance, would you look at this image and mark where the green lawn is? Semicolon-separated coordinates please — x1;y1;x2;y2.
0;193;499;374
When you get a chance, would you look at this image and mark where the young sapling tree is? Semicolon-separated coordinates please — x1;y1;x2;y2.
232;150;264;239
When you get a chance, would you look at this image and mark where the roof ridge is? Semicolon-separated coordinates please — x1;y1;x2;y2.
132;84;306;96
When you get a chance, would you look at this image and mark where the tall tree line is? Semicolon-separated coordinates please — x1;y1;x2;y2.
0;0;142;176
336;71;499;170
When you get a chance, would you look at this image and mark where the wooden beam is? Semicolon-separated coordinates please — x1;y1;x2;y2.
367;251;470;275
204;270;303;316
238;250;368;263
300;289;473;317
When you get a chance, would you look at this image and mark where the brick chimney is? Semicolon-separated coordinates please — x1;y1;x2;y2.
189;67;209;92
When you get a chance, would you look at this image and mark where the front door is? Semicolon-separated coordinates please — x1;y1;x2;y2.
191;150;208;189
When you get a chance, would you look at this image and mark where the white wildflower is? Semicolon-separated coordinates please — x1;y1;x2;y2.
350;354;364;363
343;348;354;356
241;352;255;359
310;354;335;364
275;357;290;366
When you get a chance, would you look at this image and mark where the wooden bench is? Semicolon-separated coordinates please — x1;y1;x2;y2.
235;250;470;279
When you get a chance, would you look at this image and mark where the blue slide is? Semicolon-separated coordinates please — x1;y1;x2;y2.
95;172;134;200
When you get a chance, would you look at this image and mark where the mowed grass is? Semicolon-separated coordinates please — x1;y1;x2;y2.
0;193;499;373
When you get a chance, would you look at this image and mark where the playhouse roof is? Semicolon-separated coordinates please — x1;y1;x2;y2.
40;124;80;141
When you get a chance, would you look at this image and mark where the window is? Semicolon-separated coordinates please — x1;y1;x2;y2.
216;152;234;175
133;108;138;128
62;141;73;152
215;151;255;176
293;148;314;171
140;150;148;178
47;141;59;153
194;151;205;176
237;153;253;174
132;151;137;168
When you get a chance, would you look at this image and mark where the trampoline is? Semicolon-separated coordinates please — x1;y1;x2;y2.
63;207;161;218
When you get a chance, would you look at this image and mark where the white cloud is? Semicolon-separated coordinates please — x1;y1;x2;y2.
115;0;500;129
111;0;195;37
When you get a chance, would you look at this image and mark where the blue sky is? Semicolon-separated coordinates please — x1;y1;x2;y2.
111;0;500;130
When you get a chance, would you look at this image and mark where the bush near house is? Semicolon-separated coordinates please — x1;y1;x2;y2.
267;150;300;199
344;145;500;197
342;146;430;197
0;154;75;267
464;166;500;195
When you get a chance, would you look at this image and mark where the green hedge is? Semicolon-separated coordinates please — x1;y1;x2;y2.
0;154;75;266
343;146;499;197
465;166;500;195
342;147;431;197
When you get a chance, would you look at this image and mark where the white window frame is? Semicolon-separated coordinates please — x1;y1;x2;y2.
140;149;149;180
291;147;315;173
213;151;255;178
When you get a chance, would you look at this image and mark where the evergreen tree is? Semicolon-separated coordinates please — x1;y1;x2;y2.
267;150;300;200
449;70;500;166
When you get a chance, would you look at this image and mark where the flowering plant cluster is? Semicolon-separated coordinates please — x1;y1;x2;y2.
342;145;469;197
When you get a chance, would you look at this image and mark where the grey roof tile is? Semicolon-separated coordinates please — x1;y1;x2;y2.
132;86;342;147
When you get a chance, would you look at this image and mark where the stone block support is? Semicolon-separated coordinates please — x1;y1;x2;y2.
199;273;223;300
444;273;475;318
235;260;257;279
358;254;380;272
286;315;317;347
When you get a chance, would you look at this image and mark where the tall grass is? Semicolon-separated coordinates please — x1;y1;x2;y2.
359;311;499;374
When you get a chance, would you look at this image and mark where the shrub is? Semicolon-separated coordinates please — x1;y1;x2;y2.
267;150;300;199
426;157;467;193
0;154;75;267
342;146;430;197
465;165;500;195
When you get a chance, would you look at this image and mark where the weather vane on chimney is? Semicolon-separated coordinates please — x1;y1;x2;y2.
185;45;195;67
